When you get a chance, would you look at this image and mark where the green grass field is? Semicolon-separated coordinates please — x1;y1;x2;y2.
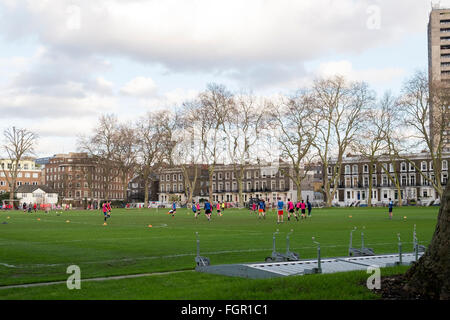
0;206;439;299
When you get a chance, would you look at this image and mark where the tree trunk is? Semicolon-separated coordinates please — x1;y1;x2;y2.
144;179;149;205
296;181;302;202
403;181;450;299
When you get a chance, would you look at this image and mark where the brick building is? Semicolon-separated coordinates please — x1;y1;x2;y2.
0;158;42;194
44;152;128;207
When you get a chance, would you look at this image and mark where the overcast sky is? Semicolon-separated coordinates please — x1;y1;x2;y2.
0;0;449;157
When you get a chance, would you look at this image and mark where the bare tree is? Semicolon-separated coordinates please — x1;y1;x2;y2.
1;127;38;202
394;70;449;197
223;92;267;206
78;114;121;206
376;93;405;206
402;175;450;299
197;83;233;203
113;123;138;203
269;91;318;202
350;94;391;206
173;101;204;205
135;110;174;205
312;76;373;207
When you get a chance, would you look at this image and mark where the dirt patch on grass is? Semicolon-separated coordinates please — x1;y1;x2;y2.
372;275;430;300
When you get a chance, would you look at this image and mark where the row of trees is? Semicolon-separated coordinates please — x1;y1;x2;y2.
1;70;447;207
74;70;448;207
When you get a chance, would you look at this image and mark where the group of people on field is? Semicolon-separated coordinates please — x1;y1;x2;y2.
188;200;226;221
275;198;312;224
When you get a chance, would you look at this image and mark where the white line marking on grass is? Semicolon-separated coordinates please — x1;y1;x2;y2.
0;270;193;290
0;263;17;268
1;241;427;269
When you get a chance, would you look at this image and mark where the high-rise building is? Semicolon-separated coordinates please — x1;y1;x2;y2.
428;5;450;151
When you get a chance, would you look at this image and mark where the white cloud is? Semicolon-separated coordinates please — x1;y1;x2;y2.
0;0;434;73
316;60;405;84
120;77;158;97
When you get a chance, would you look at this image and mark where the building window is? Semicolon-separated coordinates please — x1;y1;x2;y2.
443;160;448;171
409;163;415;171
401;175;407;186
345;177;351;187
161;185;165;192
410;174;416;186
352;165;358;174
345;165;351;174
363;165;369;173
421;161;427;171
400;162;407;172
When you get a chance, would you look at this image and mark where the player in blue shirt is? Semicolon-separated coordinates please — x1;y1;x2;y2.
204;200;212;221
277;197;284;224
258;199;266;220
192;201;197;219
169;201;176;218
388;198;393;220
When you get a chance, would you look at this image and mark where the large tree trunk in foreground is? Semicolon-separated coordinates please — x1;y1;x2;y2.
403;182;450;299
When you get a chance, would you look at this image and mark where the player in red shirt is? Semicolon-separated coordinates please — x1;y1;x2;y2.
300;200;306;219
287;199;299;221
108;201;112;216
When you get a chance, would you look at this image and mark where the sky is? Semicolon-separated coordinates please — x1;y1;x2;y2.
0;0;449;157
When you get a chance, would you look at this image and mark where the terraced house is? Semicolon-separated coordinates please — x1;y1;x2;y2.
327;152;449;206
158;161;321;206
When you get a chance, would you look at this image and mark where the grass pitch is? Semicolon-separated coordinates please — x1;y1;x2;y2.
0;206;439;299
